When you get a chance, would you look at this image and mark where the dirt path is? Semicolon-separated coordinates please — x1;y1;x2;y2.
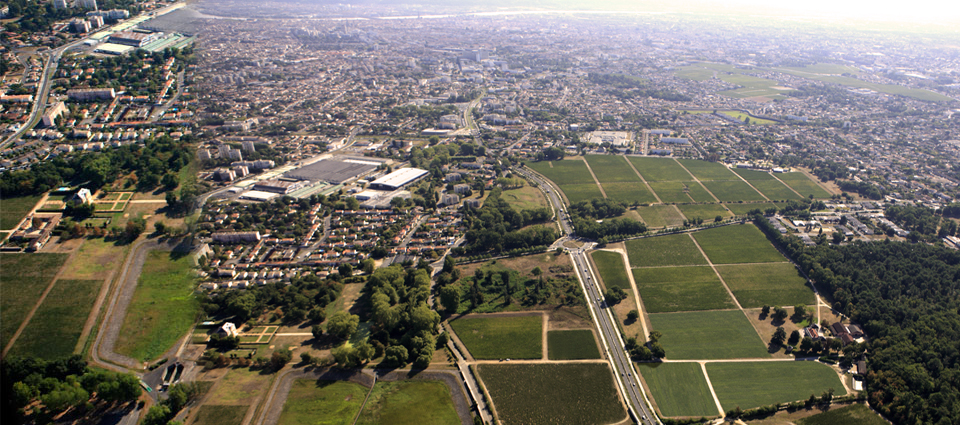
598;247;650;339
730;170;771;202
699;362;726;416
770;173;805;198
74;241;122;355
623;155;662;204
541;313;549;360
672;158;721;203
580;156;608;198
686;233;743;310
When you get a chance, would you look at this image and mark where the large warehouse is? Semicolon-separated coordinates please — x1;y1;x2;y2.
369;168;429;190
283;158;380;184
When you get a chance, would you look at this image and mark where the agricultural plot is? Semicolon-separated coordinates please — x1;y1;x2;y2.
732;169;776;181
628;157;693;182
585;155;640;182
693;224;785;264
647;181;714;203
501;185;549;211
547;330;600;360
601;182;657;204
776;172;832;199
773;67;953;102
9;279;100;360
676;203;732;221
0;253;67;348
449;315;542;359
749;179;804;201
591;250;631;290
192;405;249;425
558;183;604;204
635;205;685;228
479;363;624;425
528;160;596;186
674;66;714;81
649;310;769;360
639;363;719;417
677;159;738;181
625;233;707;267
724;202;776;216
797;403;888;425
356;381;460;425
707;361;847;411
715;263;814;308
717;110;779;124
0;195;42;229
633;266;736;313
700;180;766;202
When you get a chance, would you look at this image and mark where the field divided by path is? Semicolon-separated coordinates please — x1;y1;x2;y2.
692;224;785;264
585;155;657;204
648;310;770;360
777;172;832;199
0;253;68;348
8;279;100;360
707;361;847;411
716;263;815;308
528;160;603;204
639;362;719;417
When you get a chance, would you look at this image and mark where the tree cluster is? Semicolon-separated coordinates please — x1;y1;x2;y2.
462;188;555;254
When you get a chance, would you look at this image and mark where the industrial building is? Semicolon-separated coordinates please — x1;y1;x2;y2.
252;179;308;194
283;158;381;184
108;31;160;47
369;168;429;190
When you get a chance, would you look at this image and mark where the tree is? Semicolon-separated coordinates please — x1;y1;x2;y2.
311;324;324;340
792;305;807;322
300;352;312;364
326;312;359;340
271;348;293;369
626;310;639;323
308;308;326;323
142;405;172;425
648;330;663;344
383;345;409;368
124;217;146;240
771;327;787;346
761;305;770;317
788;330;801;346
338;263;354;277
799;336;814;352
771;306;788;322
439;285;461;313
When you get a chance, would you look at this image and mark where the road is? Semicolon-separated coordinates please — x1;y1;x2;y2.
515;166;571;235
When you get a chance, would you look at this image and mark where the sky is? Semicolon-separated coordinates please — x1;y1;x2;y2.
714;0;960;23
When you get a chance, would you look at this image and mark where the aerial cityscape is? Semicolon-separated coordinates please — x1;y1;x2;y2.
1;0;959;424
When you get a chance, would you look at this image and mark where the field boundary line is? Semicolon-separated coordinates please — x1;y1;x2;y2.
699;362;725;416
796;168;838;197
2;248;76;358
598;248;650;338
579;156;608;198
769;173;804;198
686;233;743;311
623;155;662;204
351;374;377;425
730;169;771;202
672;159;720;203
541;313;548;360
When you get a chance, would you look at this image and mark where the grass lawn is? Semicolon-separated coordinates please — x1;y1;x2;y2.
591;250;631;290
9;279;100;360
500;185;549;211
0;195;42;229
639;363;719;417
601;182;658;204
718;110;779;125
585;155;641;182
278;379;368;425
649;310;770;360
547;330;600;360
633;266;736;313
61;238;130;280
715;263;814;308
776;173;832;199
628;157;693;182
635;205;685;228
648;181;714;203
625;233;707;267
558;183;604;204
479;363;624;425
356;381;460;425
449;315;542;359
192;405;249;425
700;180;766;202
707;361;847;411
677;159;738;181
0;253;68;348
797;403;888;425
528;160;596;186
676;203;732;221
115;250;199;362
749;178;804;201
724;202;776;216
693;224;785;264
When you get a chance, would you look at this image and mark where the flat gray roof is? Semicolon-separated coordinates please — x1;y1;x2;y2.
284;159;378;183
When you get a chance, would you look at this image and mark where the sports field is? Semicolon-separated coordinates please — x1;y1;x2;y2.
591;250;631;290
639;363;719;417
715;263;814;308
356;381;460;425
8;279;100;360
278;379;367;425
707;361;847;411
479;363;624;425
0;253;68;348
700;180;766;202
692;224;785;264
585;155;640;182
648;310;769;360
547;329;600;360
677;159;738;181
648;181;714;203
676;203;731;221
628;157;693;181
635;205;685;228
776;173;832;198
449;315;542;359
633;266;736;313
625;233;707;267
601;182;657;204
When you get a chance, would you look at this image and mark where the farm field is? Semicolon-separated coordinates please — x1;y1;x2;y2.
628;157;693;182
649;310;769;360
0;253;67;348
0;195;42;229
500;185;549;211
724;202;776;216
356;381;460;425
796;403;888;425
547;329;600;360
635;205;685;228
591;250;631;290
778;63;860;75
527;160;596;186
585;155;641;182
633;266;736;313
693;224;785;264
676;203;731;221
205;366;272;406
677;159;738;181
699;180;766;202
776;173;832;199
601;182;657;204
115;250;199;362
707;361;847;411
749;178;804;201
625;233;707;267
715;263;814;308
718;110;779;124
639;363;719;418
449;315;542;359
479;363;624;425
732;168;776;181
674;66;714;81
8;279;100;360
557;183;604;204
647;181;714;203
192;405;249;425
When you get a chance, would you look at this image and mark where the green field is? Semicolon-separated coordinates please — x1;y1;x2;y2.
718;110;779;124
700;180;767;202
449;315;542;359
356;381;460;425
528;160;596;186
649;310;769;360
0;253;68;348
693;224;785;264
601;182;657;204
558;183;604;204
501;185;550;211
0;195;42;229
778;63;860;75
715;263;814;308
773;67;953;102
115;250;199;361
648;181;714;203
676;203;732;221
639;363;719;417
748;178;804;201
585;155;640;182
628;157;693;182
591;250;631;290
625;233;707;267
732;169;775;181
192;405;248;425
635;205;685;228
707;361;847;411
278;380;368;425
9;279;100;360
547;330;600;360
479;363;624;425
675;66;714;81
797;403;888;425
633;266;735;313
724;202;776;216
677;159;738;181
776;173;832;199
